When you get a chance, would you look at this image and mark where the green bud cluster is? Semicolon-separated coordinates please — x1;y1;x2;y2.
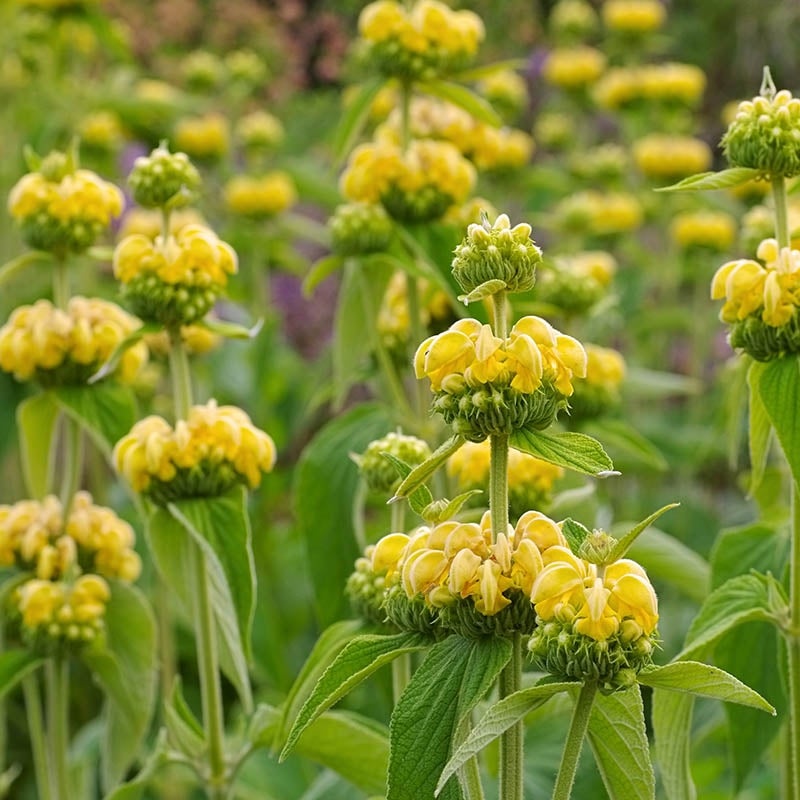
363;41;471;83
122;273;219;327
21;214;107;256
451;214;541;294
437;590;537;638
728;313;800;361
381;183;457;224
345;554;390;625
722;89;800;178
329;202;394;257
528;619;656;691
549;0;598;42
432;382;566;442
143;462;241;506
383;584;444;639
534;268;605;316
578;530;618;565
128;144;201;209
358;431;432;494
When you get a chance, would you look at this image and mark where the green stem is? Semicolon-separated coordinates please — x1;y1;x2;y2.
457;713;486;800
45;659;70;800
772;175;790;249
156;579;178;717
491;291;508;340
22;673;52;800
400;81;412;152
406;273;429;422
390;489;406;533
551;682;598;800
52;258;70;310
489;434;509;545
787;481;800;800
168;329;194;419
59;416;83;518
499;633;523;800
192;542;227;798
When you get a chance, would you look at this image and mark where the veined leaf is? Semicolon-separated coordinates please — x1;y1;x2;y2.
655;167;760;192
652;689;695;800
509;429;615;477
758;355;800;488
747;360;772;493
561;518;592;553
458;279;507;305
17;393;60;499
303;254;345;296
388;635;512;800
438;679;574;791
281;631;428;760
579;418;668;472
201;317;264;341
391;435;465;501
587;685;654;800
381;452;434;516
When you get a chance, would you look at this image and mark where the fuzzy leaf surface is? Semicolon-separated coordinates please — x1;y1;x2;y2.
655;167;760;192
509;429;615;477
392;435;465;501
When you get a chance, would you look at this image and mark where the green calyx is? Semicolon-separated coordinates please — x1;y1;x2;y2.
20;214;105;256
329;202;394;257
345;556;391;625
534;268;606;315
122;273;219;327
728;312;800;361
383;584;445;639
143;461;243;506
128;143;201;209
380;182;457;224
437;589;537;639
357;431;433;494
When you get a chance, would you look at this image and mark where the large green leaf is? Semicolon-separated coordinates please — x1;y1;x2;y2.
276;619;365;748
16;393;60;499
81;582;157;791
580;418;668;472
438;680;574;791
146;505;252;710
388;635;512;800
509;429;615;477
758;355;800;487
0;650;43;700
52;382;137;459
655;167;760;192
709;522;789;591
293;403;394;625
651;689;695;800
587;685;653;800
167;486;256;663
747;361;772;492
281;631;428;760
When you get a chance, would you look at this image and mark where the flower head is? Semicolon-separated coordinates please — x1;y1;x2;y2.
633;134;712;181
542;46;606;90
670;210;737;253
602;0;666;34
128;142;201;210
223;172;296;218
173;113;230;161
357;431;432;494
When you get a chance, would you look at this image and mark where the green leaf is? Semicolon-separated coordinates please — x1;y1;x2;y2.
51;382;138;459
0;650;43;701
424;490;483;523
164;677;205;759
638;661;775;713
200;317;264;341
388;636;512;800
623;367;701;398
146;505;252;710
651;689;694;800
509;429;615;477
17;393;60;499
281;631;428;760
587;685;654;800
561;518;592;553
276;619;365;749
0;250;52;289
167;486;256;664
609;503;679;561
457;279;507;305
438;680;574;791
102;730;186;800
380;452;434;517
747;361;772;493
709;522;789;591
333;77;387;161
391;435;465;501
655;167;760;192
579;418;668;472
758;355;800;487
450;59;528;83
81;582;157;791
303;254;345;296
417;80;502;127
87;324;159;384
294;403;394;625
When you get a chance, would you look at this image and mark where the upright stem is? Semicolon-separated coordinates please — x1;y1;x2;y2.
22;673;52;800
787;482;800;800
552;682;598;800
52;258;70;310
499;633;523;800
59;416;83;518
168;328;193;420
489;434;509;545
457;713;486;800
390;498;411;701
772;175;790;249
491;291;508;340
45;659;70;800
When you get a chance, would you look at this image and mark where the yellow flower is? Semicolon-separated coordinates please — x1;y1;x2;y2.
79;111;125;150
236;110;285;151
594;63;705;109
602;0;666;33
633;134;712;180
670;210;737;252
582;344;626;390
414;325;477;391
223;172;296;218
514;510;568;551
174;113;231;160
555;190;642;235
17;580;65;628
603;558;659;633
542;46;606;90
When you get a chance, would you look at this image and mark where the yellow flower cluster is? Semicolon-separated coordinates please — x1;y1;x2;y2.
711;238;800;327
236;110;285;152
0;493;141;582
633;134;712;180
377;99;534;171
594;63;706;110
601;0;666;34
113;224;237;288
566;251;617;286
117;208;205;241
377;271;449;351
14;574;110;645
223;172;297;218
582;344;626;390
0;296;147;385
358;0;484;78
415;316;587;397
477;69;528;119
670;210;737;252
542;46;606;90
532;549;658;643
8;167;123;254
340;138;476;223
113;399;277;499
555;191;643;236
79;111;125;151
373;509;567;616
174;113;231;160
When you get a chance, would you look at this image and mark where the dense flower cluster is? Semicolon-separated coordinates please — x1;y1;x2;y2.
8;163;123;255
601;0;666;34
670;210;737;252
549;0;598;41
174;113;231;161
113;400;277;503
542;46;606;90
113;224;237;326
0;493;141;583
536;251;616;314
128;143;201;210
477;69;528;121
555;191;643;236
329;202;394;256
357;431;432;494
236;110;285;152
414;316;587;440
447;440;564;515
0;296;146;385
357;0;484;80
377;272;449;352
593;63;705;110
340;138;476;223
569;344;626;419
633;134;712;180
223;172;297;218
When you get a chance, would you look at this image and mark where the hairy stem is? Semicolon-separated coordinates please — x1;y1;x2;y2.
23;673;52;800
45;659;70;800
552;682;598;800
772;175;790;249
499;633;523;800
52;258;70;310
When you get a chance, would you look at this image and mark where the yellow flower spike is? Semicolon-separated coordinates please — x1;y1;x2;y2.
510;539;544;596
573;578;619;641
447;547;482;597
402;548;449;596
475;561;511;616
372;532;411;576
506;332;544;393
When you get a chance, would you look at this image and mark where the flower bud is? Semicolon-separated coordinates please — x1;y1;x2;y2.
329;202;394;256
128;142;201;209
357;431;432;494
